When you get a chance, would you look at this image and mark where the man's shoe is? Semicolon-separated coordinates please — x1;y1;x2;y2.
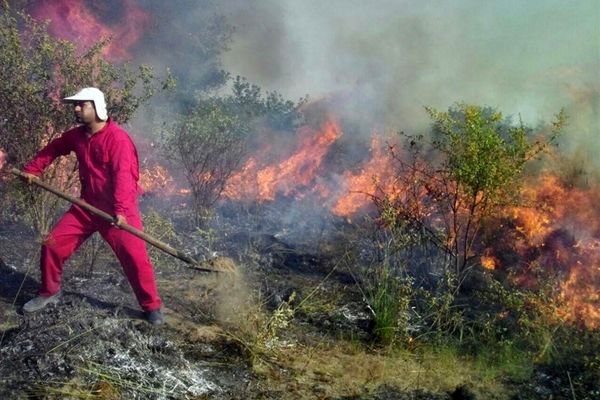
144;310;164;325
23;292;61;313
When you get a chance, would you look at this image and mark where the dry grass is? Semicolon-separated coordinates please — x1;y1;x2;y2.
195;269;512;398
259;341;510;399
95;257;525;399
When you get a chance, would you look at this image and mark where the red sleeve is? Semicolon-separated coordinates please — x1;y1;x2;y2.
110;133;139;215
23;133;73;176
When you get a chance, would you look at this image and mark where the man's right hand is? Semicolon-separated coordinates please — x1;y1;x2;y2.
21;172;36;184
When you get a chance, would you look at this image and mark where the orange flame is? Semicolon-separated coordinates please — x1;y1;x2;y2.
123;108;600;331
558;258;600;329
480;255;497;270
139;164;175;195
224;118;342;201
332;135;397;216
31;0;150;61
506;173;600;329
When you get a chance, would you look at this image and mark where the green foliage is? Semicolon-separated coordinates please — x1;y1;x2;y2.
348;215;416;346
230;76;307;131
164;76;306;225
414;272;467;343
429;105;524;198
426;103;564;280
467;270;600;397
472;342;534;383
480;273;559;353
368;263;413;346
164;97;248;225
359;104;593;396
0;4;169;235
473;269;596;363
379;103;565;290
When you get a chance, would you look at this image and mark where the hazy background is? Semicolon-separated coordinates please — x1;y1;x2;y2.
19;0;600;165
220;0;598;158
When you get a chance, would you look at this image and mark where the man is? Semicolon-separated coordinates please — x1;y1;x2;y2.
21;87;163;325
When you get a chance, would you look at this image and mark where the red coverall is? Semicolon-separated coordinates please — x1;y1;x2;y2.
23;118;161;311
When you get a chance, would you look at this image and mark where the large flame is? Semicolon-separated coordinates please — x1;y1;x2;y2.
30;0;150;61
332;135;397;216
222;118;402;217
506;174;600;329
223;118;342;202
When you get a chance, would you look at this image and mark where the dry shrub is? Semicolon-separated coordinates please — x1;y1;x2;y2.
211;270;296;370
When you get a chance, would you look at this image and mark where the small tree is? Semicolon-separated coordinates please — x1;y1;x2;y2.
0;4;171;235
165;98;248;225
165;76;306;225
378;103;566;290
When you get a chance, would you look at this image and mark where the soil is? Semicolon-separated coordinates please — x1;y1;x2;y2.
1;203;597;399
0;211;447;400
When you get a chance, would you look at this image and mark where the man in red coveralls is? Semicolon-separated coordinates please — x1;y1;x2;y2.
20;87;163;325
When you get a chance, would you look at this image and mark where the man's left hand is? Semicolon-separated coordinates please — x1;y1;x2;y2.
114;214;127;228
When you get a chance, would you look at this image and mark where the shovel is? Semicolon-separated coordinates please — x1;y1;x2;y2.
10;168;233;273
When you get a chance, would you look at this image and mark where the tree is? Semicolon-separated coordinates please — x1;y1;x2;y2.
0;4;171;235
377;103;566;290
164;76;306;225
165;97;247;225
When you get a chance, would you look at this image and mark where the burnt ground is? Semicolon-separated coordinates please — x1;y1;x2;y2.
0;203;447;400
0;224;250;399
1;199;598;399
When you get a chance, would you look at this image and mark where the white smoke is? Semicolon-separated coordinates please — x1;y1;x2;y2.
221;0;599;148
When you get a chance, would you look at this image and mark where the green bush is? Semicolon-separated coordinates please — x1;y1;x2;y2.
374;103;565;291
368;262;413;346
163;76;306;226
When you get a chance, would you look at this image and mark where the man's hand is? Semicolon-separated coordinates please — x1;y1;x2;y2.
114;214;127;228
20;172;37;184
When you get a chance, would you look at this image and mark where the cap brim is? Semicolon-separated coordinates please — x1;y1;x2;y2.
62;96;87;103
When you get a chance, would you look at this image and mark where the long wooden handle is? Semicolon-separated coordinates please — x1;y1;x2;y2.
10;168;219;273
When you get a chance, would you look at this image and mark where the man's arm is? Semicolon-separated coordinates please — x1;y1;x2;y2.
110;132;139;224
23;133;73;178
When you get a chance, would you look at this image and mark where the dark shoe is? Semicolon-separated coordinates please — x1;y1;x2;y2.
23;291;61;313
144;310;164;325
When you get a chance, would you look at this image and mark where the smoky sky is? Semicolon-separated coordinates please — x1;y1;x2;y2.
14;0;600;165
220;0;599;161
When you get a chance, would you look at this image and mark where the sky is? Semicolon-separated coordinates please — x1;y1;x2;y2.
221;0;599;153
19;0;600;165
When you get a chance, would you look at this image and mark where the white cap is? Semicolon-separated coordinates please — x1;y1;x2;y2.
63;87;108;121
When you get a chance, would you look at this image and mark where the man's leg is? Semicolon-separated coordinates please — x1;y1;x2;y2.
99;211;161;312
38;205;96;297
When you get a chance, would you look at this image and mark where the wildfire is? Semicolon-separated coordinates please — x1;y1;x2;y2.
332;135;397;216
7;0;596;338
559;258;600;329
480;255;497;270
139;164;174;195
30;0;150;61
223;118;342;202
222;118;402;218
506;173;600;329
